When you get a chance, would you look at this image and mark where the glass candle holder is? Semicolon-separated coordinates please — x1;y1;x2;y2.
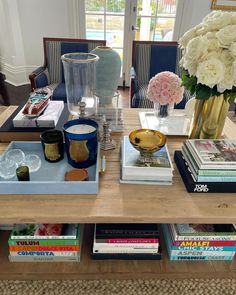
61;52;99;117
40;130;64;163
63;119;98;168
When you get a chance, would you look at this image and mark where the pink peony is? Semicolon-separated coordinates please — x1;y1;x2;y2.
147;71;184;105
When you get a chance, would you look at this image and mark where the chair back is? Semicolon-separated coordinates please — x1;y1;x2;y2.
131;41;187;109
43;37;106;84
132;41;180;85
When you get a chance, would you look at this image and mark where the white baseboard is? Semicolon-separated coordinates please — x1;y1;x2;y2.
2;63;37;86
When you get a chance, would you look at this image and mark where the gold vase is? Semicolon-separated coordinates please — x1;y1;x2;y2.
189;94;230;139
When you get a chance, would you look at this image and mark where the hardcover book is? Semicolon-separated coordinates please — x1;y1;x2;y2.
10;224;80;240
121;136;173;182
186;139;236;169
174;151;236;193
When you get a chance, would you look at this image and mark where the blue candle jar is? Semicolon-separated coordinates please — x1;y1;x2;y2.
63;119;98;168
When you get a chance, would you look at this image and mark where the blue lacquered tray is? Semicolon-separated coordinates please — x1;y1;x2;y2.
0;141;99;195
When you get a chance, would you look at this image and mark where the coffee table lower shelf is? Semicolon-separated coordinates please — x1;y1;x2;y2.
0;225;235;280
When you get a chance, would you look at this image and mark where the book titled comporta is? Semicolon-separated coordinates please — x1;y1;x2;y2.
174;151;236;193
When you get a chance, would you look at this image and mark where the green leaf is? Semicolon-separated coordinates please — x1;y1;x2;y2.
195;84;212;100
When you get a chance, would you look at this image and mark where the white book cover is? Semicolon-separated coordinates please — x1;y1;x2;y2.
122;136;173;181
13;101;64;128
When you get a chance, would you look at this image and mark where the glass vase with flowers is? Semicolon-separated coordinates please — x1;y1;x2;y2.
147;71;184;122
179;10;236;139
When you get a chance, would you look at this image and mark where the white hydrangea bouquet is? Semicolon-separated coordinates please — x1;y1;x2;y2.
179;10;236;101
179;11;236;139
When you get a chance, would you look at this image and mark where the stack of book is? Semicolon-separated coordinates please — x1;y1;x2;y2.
8;224;83;262
91;223;161;260
121;135;173;185
162;223;236;261
174;139;236;192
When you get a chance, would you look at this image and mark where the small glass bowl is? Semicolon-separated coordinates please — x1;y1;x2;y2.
5;149;25;166
0;158;17;179
23;154;41;172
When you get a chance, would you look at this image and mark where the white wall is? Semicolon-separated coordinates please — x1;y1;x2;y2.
0;0;213;85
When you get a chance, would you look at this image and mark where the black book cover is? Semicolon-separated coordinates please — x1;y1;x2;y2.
91;252;162;260
0;103;69;140
174;151;236;193
95;224;159;239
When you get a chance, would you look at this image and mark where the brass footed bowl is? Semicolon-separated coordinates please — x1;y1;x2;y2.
129;129;166;155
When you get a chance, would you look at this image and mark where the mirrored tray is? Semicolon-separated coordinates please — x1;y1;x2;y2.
139;111;190;136
0;141;100;195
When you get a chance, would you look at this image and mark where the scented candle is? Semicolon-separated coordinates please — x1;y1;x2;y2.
63;119;98;168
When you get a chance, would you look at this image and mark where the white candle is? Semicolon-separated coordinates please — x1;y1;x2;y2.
66;124;96;135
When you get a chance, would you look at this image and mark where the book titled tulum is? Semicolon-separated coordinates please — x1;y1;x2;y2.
121;135;173;184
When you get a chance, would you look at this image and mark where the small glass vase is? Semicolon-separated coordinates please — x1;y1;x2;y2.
189;94;230;139
154;102;172;119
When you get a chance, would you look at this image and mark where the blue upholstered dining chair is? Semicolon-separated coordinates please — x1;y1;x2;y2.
29;37;106;102
130;41;190;108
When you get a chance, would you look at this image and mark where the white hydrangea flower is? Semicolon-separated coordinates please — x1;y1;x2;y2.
203;11;232;31
220;50;234;66
207;38;220;52
196;58;225;88
178;26;198;48
216;25;236;46
229;42;236;56
217;65;234;92
185;36;208;62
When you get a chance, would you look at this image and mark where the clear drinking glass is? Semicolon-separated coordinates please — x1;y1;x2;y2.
61;53;99;117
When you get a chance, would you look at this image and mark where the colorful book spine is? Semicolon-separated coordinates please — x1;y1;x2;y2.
169;224;236;241
9;245;80;252
173;240;236;247
93;243;159;249
168;255;234;261
10;235;78;240
91;252;162;260
174;151;236;193
8;238;80;246
93;248;160;254
195;176;236;182
9;251;79;257
170;250;235;257
95;238;159;243
9;255;81;262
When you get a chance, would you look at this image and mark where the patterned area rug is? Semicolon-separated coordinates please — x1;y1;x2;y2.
0;278;235;295
228;111;236;124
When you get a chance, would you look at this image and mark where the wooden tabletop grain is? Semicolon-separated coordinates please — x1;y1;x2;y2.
0;106;235;224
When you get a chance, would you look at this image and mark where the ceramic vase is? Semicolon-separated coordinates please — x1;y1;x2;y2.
90;46;121;105
189;94;230;139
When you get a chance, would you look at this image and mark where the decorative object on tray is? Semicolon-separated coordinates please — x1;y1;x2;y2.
90;46;121;105
179;10;236;139
100;116;116;151
147;71;184;119
16;166;30;181
63;119;98;168
0;141;100;194
61;53;99;118
40;130;64;163
13;101;64;128
64;169;89;181
121;135;173;185
22;87;53;117
91;91;124;132
129;129;166;164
